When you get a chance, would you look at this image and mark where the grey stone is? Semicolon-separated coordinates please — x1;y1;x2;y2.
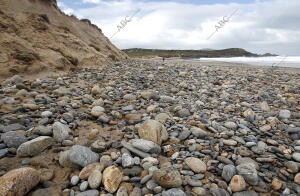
33;126;52;136
149;166;159;175
122;105;134;111
293;153;300;162
187;178;203;187
192;174;205;180
124;94;136;101
224;122;238;130
153;164;182;188
192;187;207;196
88;170;102;189
121;141;151;158
0;144;6;149
279;109;291;119
52;122;70;142
0;124;25;133
231;136;246;144
141;174;152;184
209;188;230;196
236;157;259;170
236;164;258;185
223;139;237;146
1;131;27;148
155;113;171;123
162;188;186;196
237;146;253;157
251;144;265;155
133;157;140;165
3;97;15;104
178;129;191;141
59;150;79;168
222;165;236;182
130;187;141;196
142;162;153;170
69;145;99;167
116;186;128;196
76;190;99;196
0;148;8;158
160;96;176;103
91;106;105;117
53;87;71;96
17;136;54;157
245;142;256;147
79;181;89;191
41;111;52;118
146;179;158;190
286;161;299;173
232;191;258;196
123;166;142;177
177;108;190;117
122;153;134;168
91;140;106;153
153;186;162;194
99;155;112;170
245;135;257;143
287;127;300;133
98;116;110;123
217;156;234;165
132;139;161;154
191;127;207;138
71;175;80;185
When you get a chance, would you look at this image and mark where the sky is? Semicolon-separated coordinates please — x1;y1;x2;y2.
57;0;300;56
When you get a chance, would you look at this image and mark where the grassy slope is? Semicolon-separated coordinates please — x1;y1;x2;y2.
122;48;260;58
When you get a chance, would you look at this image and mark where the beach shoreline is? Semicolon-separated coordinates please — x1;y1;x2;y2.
140;58;300;73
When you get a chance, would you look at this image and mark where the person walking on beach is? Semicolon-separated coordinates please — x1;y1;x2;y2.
162;57;165;63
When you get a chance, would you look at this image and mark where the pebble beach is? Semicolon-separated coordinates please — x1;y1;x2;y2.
0;59;300;196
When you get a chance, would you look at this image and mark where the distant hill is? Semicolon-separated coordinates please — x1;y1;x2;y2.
122;48;260;58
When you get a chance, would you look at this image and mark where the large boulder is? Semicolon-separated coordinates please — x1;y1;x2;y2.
102;166;122;193
79;163;103;180
69;145;99;167
52;122;70;142
0;167;40;196
236;163;258;186
1;131;27;148
138;120;168;145
91;106;105;117
190;127;207;138
59;150;79;169
132;139;161;154
17;136;54;157
153;163;182;188
184;157;207;173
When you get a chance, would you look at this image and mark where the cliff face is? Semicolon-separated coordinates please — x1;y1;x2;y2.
0;0;128;79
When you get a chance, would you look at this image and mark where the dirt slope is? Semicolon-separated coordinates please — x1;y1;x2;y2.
0;0;127;79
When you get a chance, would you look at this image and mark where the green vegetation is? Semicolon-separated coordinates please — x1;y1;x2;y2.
122;48;260;58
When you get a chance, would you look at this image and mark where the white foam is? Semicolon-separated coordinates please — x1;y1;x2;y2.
198;56;300;68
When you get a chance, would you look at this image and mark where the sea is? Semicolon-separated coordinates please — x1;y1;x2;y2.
197;56;300;68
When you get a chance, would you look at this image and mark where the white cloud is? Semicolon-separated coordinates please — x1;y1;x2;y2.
63;8;75;15
57;1;74;15
82;0;101;4
59;0;300;55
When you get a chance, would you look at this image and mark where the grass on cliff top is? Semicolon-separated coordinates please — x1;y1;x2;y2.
122;48;259;58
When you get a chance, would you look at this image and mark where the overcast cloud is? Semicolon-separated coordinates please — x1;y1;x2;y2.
57;0;300;56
